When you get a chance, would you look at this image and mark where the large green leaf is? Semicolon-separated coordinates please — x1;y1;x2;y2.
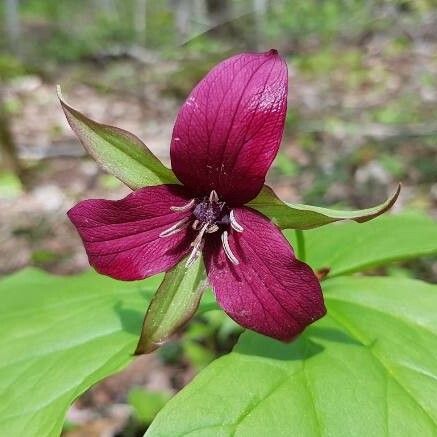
135;258;205;354
286;212;437;277
0;268;159;436
147;276;437;436
58;86;177;189
0;267;218;436
249;184;400;230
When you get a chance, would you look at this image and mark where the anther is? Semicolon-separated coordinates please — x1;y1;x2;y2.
221;231;239;265
159;217;190;238
209;190;219;202
191;223;208;248
192;220;201;230
186;240;204;268
229;210;243;232
170;198;195;212
206;224;219;233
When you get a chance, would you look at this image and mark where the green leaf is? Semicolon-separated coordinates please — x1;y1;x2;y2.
147;276;437;437
57;86;178;189
0;267;215;436
128;388;171;425
285;212;437;277
249;184;400;230
135;258;205;355
0;268;159;437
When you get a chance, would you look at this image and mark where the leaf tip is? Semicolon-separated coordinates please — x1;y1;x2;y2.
56;84;70;114
355;182;401;223
56;84;63;100
386;182;402;211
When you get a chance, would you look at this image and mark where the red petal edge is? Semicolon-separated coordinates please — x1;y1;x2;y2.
170;50;288;206
68;185;194;281
204;207;326;341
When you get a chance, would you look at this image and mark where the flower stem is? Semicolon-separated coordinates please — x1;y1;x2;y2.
294;229;306;262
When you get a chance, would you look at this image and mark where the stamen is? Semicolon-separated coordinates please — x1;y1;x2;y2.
170;198;195;212
159;217;190;237
209;190;219;202
206;224;219;233
191;223;208;248
221;231;239;265
186;240;204;268
229;210;243;232
192;220;201;230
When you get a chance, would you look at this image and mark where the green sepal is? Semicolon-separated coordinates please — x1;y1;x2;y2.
135;257;205;355
249;183;401;230
57;85;178;189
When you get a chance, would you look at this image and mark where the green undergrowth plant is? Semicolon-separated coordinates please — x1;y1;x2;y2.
1;212;436;436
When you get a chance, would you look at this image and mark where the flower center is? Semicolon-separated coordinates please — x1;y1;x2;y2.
192;190;229;230
193;199;227;225
160;190;243;267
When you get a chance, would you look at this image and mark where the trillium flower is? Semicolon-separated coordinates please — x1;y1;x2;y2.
59;50;399;353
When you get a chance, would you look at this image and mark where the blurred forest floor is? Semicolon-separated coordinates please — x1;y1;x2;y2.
2;36;436;278
1;1;437;435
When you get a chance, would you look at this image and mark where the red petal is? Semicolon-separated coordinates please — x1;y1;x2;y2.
170;50;288;205
68;185;193;281
204;207;326;341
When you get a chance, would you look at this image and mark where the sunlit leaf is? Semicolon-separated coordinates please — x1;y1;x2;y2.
147;276;437;436
57;86;178;189
0;267;215;436
249;184;400;229
0;268;158;436
285;211;437;277
2;216;435;436
135;258;205;354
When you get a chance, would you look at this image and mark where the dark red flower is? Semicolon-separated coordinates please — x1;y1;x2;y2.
67;50;326;341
